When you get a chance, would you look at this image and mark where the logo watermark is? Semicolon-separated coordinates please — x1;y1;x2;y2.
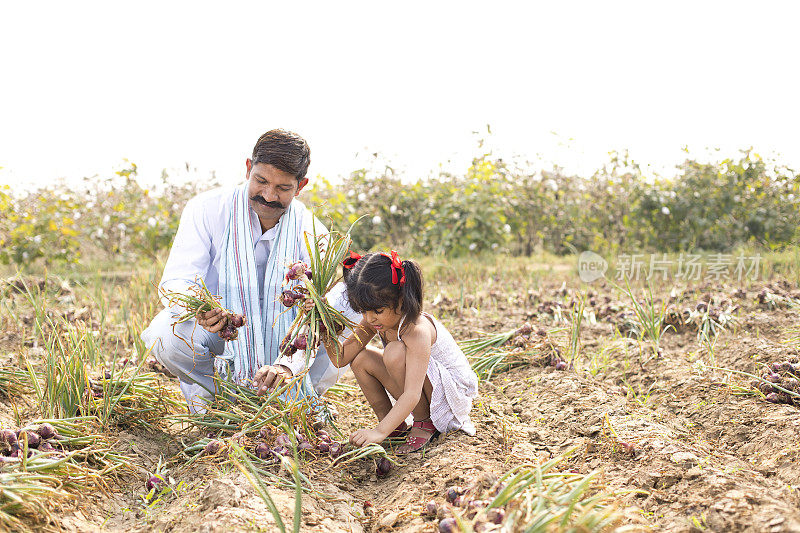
578;251;608;283
578;251;762;283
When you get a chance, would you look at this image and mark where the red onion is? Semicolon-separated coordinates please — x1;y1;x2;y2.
487;508;505;524
329;442;342;458
316;430;329;440
293;335;308;350
555;361;568;371
273;446;291;457
317;442;330;453
254;442;271;460
19;430;40;449
38;441;56;453
1;429;17;447
765;392;781;403
767;373;782;383
620;441;636;454
424;501;438;516
467;500;488;511
286;262;309;281
275;434;292;448
146;475;164;491
221;325;237;340
516;323;533;335
758;382;775;395
280;290;297;307
445;486;463;503
298;441;314;453
204;439;224;455
230;313;245;328
376;457;392;476
438;518;457;533
257;426;273;440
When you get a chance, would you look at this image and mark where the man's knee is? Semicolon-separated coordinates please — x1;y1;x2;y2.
141;309;203;363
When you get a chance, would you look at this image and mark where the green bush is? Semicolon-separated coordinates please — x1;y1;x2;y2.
2;149;798;270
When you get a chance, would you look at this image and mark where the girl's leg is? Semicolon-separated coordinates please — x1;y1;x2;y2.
350;345;404;421
382;341;434;421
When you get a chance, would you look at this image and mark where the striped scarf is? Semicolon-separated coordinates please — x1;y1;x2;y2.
214;183;310;391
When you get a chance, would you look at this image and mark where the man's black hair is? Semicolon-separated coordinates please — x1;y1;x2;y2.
251;129;311;181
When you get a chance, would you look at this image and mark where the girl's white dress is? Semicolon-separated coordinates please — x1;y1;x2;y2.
395;313;479;435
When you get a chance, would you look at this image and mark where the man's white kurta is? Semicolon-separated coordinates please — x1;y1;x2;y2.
158;186;323;376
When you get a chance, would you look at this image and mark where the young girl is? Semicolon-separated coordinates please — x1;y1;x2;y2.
322;251;478;454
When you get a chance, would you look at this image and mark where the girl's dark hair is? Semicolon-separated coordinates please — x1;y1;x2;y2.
345;252;423;324
251;129;311;181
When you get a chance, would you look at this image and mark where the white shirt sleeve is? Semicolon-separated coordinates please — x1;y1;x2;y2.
158;196;214;307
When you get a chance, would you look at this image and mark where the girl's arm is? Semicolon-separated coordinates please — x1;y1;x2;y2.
321;317;376;368
359;322;432;442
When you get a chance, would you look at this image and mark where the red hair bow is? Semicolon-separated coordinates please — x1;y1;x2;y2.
342;251;362;269
381;250;406;286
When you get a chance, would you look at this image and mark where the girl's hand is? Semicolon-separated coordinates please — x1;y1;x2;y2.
349;428;386;447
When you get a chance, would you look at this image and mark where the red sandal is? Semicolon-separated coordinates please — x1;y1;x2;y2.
397;417;439;454
386;421;410;439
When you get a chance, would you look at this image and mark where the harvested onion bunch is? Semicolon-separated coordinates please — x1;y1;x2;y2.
752;358;800;405
277;217;363;365
160;277;246;341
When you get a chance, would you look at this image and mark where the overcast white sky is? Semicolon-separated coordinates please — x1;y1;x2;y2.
1;1;798;191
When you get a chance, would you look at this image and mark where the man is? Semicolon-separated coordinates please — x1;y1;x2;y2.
141;129;356;412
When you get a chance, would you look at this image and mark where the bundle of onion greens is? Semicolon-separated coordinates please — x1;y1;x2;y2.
277;217;362;366
0;470;67;531
0;417;131;485
159;277;246;341
83;368;185;428
460;324;567;381
0;365;30;399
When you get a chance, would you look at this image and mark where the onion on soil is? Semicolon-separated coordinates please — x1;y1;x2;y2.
487;508;505;524
328;442;342;458
146;475;164;491
19;430;41;449
1;428;17;447
376;457;392;476
438;517;457;533
446;486;464;503
254;443;271;460
424;500;438;516
36;423;58;440
203;439;224;455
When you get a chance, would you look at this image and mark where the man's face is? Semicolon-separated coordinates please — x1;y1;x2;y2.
246;160;308;226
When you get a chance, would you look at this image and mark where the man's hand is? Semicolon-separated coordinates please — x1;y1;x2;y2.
197;308;229;337
252;364;293;395
349;428;386;447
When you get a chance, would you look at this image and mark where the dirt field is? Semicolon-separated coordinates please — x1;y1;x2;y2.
2;264;800;532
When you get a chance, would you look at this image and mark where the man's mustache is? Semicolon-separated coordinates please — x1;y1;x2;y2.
251;196;285;209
